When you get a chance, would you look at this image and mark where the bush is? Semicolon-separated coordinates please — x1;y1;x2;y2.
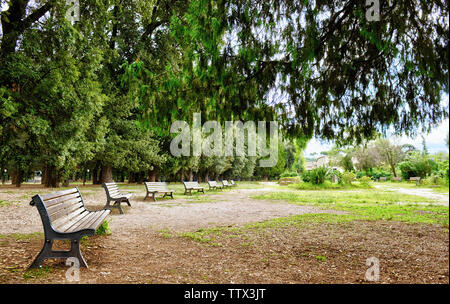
95;220;112;236
399;152;437;179
341;171;356;185
359;176;372;186
308;167;329;185
280;171;299;178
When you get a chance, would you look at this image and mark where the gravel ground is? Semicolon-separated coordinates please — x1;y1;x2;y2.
0;186;345;235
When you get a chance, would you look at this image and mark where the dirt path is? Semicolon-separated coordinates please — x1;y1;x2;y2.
0;187;345;235
374;184;449;206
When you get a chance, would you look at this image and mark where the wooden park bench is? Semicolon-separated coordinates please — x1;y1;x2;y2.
103;182;132;214
409;177;421;185
208;180;223;190
183;181;205;195
29;187;110;269
221;180;231;188
378;177;387;182
230;180;237;186
392;177;402;182
144;182;174;201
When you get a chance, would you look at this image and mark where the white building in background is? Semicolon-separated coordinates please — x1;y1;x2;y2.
306;155;343;173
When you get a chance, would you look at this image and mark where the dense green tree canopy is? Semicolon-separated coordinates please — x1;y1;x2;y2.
1;0;448;186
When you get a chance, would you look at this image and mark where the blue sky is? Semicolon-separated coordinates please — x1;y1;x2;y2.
304;117;449;157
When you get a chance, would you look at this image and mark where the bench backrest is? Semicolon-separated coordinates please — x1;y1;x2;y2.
184;181;201;189
230;180;235;184
222;180;229;186
30;188;87;234
392;177;402;181
145;182;170;192
379;177;387;181
103;182;123;198
410;177;421;181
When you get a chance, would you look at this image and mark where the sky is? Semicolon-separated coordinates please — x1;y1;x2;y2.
304;93;450;157
304;118;449;157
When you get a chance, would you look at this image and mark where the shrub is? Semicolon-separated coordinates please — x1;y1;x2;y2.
399;152;436;179
308;167;329;185
95;220;112;236
280;171;299;178
359;176;372;186
341;171;356;185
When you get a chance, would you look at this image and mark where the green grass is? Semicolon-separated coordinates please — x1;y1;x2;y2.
0;200;12;207
252;190;449;227
0;232;43;241
177;213;360;246
23;266;52;280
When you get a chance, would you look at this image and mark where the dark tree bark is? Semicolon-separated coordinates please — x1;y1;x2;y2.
148;168;157;182
44;165;59;188
101;165;113;184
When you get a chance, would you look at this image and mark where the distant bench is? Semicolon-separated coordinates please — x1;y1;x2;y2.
29;187;110;269
144;182;174;201
392;177;402;182
409;177;421;185
103;182;132;214
230;180;237;186
183;181;205;195
378;177;387;182
208;180;223;190
221;180;231;188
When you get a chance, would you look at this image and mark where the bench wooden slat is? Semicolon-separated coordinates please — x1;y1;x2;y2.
78;210;108;231
53;209;89;232
47;197;82;215
40;188;79;201
49;202;84;223
88;210;110;230
66;211;99;233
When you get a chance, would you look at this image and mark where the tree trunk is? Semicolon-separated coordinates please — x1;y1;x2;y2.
264;174;269;181
1;166;5;185
189;169;193;181
180;168;185;182
204;171;209;182
41;167;47;185
148;169;157;182
12;169;23;187
128;172;135;183
92;162;101;185
44;166;59;188
101;165;113;184
390;163;397;177
137;172;144;184
82;169;87;186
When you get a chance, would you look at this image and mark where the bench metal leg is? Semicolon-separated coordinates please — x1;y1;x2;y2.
29;239;88;269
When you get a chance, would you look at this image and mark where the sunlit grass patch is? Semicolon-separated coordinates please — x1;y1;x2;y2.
252;190;449;227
